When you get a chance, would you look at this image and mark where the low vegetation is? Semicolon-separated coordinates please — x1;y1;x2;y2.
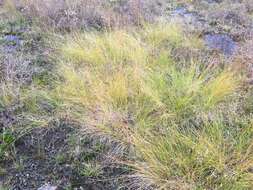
1;0;253;189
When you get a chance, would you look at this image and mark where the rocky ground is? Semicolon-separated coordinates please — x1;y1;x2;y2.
0;0;253;189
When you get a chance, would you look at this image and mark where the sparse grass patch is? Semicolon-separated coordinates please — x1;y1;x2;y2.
0;184;9;190
0;166;7;176
0;129;15;158
0;15;53;162
55;153;67;165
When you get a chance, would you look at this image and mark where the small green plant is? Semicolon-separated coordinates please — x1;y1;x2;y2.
13;158;24;172
79;162;102;177
0;130;15;159
0;167;7;176
55;153;67;165
0;184;9;190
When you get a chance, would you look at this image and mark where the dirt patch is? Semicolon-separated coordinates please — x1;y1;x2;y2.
1;122;127;189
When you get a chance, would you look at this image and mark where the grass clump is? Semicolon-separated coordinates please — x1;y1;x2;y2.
50;22;252;189
78;162;102;177
61;30;148;66
132;120;253;189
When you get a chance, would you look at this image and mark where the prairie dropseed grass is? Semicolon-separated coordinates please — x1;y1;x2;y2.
50;22;251;189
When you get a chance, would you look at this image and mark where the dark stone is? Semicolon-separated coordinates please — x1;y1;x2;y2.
3;34;22;52
204;33;237;56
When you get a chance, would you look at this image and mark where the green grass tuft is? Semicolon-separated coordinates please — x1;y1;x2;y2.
47;22;252;189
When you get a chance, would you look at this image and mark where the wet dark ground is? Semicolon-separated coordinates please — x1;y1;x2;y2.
1;122;126;190
170;0;253;57
204;33;237;56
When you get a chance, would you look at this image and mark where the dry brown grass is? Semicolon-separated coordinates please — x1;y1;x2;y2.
16;0;168;30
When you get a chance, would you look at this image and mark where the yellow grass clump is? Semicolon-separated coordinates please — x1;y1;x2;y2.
50;22;250;189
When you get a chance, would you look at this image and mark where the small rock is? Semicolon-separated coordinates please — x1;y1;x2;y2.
204;33;237;56
2;34;22;53
207;0;222;3
38;184;57;190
